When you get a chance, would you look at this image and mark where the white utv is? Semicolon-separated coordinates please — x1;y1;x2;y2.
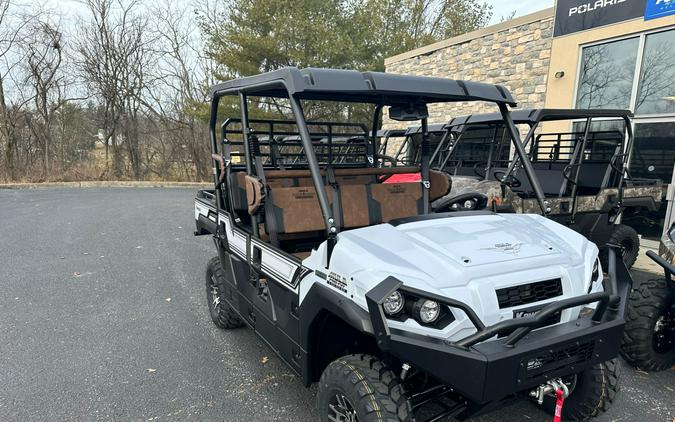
194;68;631;421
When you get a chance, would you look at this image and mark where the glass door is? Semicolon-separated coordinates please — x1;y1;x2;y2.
623;121;675;241
629;121;675;181
575;27;675;241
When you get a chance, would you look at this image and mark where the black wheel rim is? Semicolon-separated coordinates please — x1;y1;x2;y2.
652;308;675;354
207;275;221;312
327;392;357;422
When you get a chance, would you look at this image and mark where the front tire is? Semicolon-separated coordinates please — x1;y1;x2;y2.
318;354;412;422
621;278;675;371
541;360;619;421
206;256;244;329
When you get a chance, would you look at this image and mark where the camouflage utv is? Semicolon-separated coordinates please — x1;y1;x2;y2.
621;165;675;371
392;109;664;269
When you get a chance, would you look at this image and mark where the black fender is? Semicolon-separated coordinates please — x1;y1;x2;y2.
298;282;374;385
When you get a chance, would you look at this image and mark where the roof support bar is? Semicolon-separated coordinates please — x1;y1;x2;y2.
209;96;224;211
498;103;548;214
503;123;536;179
239;94;255;176
239;93;261;238
288;94;338;260
371;105;383;164
420;118;430;214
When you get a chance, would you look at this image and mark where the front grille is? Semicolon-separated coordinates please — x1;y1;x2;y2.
496;278;563;309
518;340;596;382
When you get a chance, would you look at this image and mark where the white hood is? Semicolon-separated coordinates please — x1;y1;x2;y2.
329;213;594;291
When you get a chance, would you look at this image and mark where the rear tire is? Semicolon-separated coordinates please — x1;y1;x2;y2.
318;354;412;422
541;360;619;421
206;256;244;329
621;278;675;371
601;224;639;269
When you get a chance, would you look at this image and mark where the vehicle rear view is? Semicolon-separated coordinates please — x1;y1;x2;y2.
193;67;632;421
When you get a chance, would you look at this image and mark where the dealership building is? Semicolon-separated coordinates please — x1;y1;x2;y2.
385;0;675;240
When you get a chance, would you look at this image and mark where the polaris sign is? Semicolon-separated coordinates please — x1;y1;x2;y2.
554;0;647;36
569;0;629;17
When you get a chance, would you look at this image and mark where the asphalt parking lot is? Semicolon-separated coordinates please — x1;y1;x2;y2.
0;188;673;421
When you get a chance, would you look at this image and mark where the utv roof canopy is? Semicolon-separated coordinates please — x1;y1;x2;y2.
209;67;517;106
445;108;634;128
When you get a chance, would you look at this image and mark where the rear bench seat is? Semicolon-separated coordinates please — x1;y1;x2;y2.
229;167;450;241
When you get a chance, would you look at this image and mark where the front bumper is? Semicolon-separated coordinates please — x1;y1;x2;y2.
366;246;631;405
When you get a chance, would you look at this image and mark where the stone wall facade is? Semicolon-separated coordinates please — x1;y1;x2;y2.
384;10;554;129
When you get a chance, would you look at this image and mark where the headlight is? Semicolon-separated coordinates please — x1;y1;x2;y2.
383;291;405;315
381;290;454;327
415;299;440;324
463;199;475;209
669;225;675;243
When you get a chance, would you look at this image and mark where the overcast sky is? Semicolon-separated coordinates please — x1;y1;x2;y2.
488;0;555;24
47;0;556;27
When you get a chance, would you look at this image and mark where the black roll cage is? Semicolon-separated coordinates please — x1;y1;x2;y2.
220;118;371;169
207;68;525;264
429;109;635;215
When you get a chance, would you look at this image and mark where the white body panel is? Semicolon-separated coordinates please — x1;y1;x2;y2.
301;213;601;342
196;200;602;344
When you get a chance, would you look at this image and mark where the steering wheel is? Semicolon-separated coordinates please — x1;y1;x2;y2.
434;192;489;213
473;162;488;178
493;171;522;188
376;154;398;167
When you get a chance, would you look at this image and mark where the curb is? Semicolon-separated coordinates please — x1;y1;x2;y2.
0;181;212;189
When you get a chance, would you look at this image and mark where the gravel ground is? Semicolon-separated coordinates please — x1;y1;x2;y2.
0;188;672;421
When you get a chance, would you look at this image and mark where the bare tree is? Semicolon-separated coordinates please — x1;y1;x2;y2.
576;44;635;109
635;39;675;114
22;18;67;177
77;0;151;178
142;0;214;180
0;0;36;180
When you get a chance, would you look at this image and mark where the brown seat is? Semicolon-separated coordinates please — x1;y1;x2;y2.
369;183;423;222
429;170;451;201
232;167;450;239
266;187;335;234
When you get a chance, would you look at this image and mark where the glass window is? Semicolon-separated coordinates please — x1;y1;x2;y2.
629;121;675;181
575;37;639;109
635;29;675;115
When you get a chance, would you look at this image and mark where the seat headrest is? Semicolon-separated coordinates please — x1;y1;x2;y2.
244;175;264;215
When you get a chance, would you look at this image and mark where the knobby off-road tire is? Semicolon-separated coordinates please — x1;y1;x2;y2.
621;278;675;371
318;354;413;422
542;360;619;421
206;256;245;329
601;224;639;270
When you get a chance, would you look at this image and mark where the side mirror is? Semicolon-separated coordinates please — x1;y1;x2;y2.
389;104;428;122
